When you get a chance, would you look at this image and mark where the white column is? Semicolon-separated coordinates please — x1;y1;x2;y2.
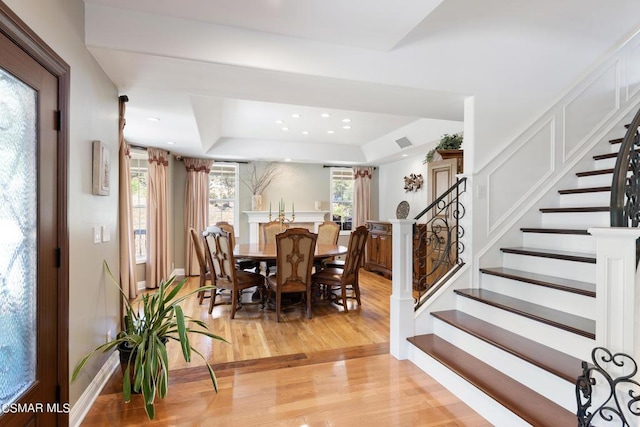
588;227;640;360
390;219;416;360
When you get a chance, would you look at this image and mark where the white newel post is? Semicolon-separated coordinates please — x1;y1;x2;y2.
588;227;640;361
390;219;416;360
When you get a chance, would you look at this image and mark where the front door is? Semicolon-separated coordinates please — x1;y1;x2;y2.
0;8;68;426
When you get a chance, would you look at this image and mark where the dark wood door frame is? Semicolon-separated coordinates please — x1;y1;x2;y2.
0;1;70;425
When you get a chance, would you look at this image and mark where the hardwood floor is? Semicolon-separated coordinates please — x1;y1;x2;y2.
81;269;490;426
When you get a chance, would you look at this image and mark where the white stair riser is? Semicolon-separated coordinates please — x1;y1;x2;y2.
577;173;613;188
480;274;595;319
407;346;532;427
594;157;616;169
541;211;608;228
502;253;595;283
522;232;595;253
433;320;577;412
559;191;610;207
456;297;594;360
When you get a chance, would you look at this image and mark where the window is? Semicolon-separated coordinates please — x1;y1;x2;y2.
209;163;239;229
130;150;148;262
330;167;353;231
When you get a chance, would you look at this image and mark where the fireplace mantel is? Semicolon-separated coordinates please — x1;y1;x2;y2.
244;210;329;244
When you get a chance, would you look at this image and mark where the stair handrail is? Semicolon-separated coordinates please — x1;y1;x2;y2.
413;177;467;309
610;107;640;227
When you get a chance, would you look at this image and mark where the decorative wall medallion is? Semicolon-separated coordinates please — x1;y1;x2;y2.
396;201;410;219
403;173;423;192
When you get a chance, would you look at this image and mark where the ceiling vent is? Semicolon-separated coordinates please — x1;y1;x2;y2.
395;136;412;149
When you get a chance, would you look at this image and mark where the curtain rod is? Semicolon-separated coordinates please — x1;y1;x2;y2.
322;165;377;170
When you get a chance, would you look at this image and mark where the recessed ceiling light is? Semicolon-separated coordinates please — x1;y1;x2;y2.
147;117;160;122
167;141;175;145
402;154;408;157
284;158;292;162
342;118;351;123
275;120;284;124
342;125;351;130
321;113;331;118
302;131;310;135
327;130;335;134
291;114;301;118
282;127;289;131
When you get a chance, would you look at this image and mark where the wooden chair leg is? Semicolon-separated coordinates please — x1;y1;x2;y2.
198;275;205;304
208;287;217;314
341;284;349;313
353;282;362;306
275;291;281;323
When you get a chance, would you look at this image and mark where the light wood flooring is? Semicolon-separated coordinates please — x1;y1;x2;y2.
81;269;490;426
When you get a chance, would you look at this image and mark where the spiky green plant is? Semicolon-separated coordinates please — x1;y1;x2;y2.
71;261;226;419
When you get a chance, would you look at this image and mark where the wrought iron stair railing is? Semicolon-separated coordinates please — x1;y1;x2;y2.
412;177;467;310
610;107;640;230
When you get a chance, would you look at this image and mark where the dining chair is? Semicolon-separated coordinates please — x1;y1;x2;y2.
315;221;340;271
266;228;318;322
311;225;369;313
189;227;212;305
262;220;289;275
203;226;266;318
215;221;260;273
262;220;288;244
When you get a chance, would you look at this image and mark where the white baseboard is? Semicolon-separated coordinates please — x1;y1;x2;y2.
172;268;185;277
70;351;119;427
137;280;146;291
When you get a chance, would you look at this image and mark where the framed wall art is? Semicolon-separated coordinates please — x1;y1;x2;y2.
92;140;110;196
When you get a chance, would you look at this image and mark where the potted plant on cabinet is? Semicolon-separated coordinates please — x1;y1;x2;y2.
423;133;463;164
71;261;226;420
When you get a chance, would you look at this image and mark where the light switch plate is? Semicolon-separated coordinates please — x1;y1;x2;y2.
93;226;101;244
101;225;111;242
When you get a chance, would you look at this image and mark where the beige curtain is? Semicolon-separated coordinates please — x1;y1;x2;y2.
118;95;138;299
184;157;214;276
146;147;170;289
353;167;373;228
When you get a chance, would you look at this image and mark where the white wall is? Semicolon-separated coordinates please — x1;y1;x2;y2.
5;0;121;406
378;155;431;222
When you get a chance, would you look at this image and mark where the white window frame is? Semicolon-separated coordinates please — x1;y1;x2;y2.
330;167;354;234
130;149;148;264
208;162;239;236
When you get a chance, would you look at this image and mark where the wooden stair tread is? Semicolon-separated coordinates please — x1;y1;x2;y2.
520;227;590;235
576;167;613;176
431;310;585;382
558;186;610;194
455;288;595;338
407;334;576;426
610;137;623;144
500;246;596;263
539;206;608;213
480;267;596;297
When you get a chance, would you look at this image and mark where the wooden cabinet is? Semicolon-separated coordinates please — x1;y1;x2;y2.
364;221;392;279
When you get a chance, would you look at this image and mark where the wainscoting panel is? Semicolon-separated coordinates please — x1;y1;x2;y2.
488;118;555;232
562;61;620;161
627;42;640;100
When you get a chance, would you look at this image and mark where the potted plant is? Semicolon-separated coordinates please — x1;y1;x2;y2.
424;133;463;164
71;261;226;420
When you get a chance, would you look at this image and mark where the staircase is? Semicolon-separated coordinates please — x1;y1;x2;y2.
407;127;632;425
